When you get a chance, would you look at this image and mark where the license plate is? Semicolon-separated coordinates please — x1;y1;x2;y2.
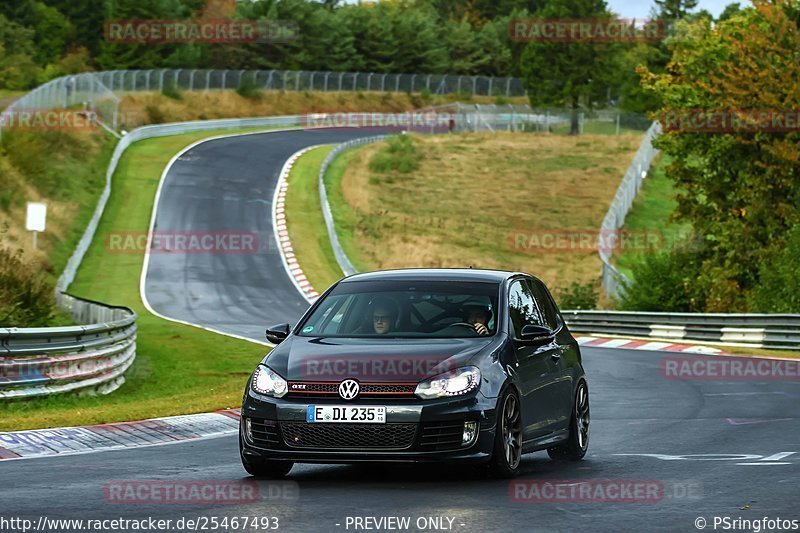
307;405;386;424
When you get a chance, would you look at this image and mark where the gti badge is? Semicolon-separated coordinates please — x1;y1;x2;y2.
338;379;360;400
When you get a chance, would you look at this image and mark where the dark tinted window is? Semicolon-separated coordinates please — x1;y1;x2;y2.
298;280;500;338
508;279;544;337
529;278;561;330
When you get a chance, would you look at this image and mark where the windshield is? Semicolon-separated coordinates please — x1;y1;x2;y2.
297;280;500;338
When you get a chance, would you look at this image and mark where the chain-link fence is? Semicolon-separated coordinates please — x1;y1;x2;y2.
0;70;524;139
435;103;650;135
599;122;662;300
94;69;525;97
0;74;120;138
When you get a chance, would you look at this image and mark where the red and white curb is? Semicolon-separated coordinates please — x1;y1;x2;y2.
577;336;729;355
0;409;240;461
273;146;327;303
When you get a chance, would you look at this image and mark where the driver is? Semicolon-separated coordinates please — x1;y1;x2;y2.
462;299;492;336
371;297;398;335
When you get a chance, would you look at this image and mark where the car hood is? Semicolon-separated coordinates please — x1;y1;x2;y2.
263;335;494;382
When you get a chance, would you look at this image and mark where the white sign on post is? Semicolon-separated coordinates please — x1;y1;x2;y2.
26;202;47;232
26;202;47;249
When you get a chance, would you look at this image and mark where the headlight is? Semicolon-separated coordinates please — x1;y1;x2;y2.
251;365;288;398
415;366;481;399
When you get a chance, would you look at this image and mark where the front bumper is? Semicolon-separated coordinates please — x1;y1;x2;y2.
240;389;497;464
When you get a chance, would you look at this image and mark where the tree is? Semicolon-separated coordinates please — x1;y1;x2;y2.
392;3;449;73
718;2;743;21
639;1;800;310
519;0;617;134
653;0;699;21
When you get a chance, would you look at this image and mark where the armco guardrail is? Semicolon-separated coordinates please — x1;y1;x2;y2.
563;310;800;350
319;135;390;277
0;294;137;399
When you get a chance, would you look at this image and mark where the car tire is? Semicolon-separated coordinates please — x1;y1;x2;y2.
547;380;589;461
488;386;524;478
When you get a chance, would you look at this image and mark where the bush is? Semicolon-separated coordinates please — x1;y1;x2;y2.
145;104;166;124
161;82;182;100
555;281;598;310
0;243;57;327
616;246;705;312
236;78;263;100
749;224;800;313
368;135;420;174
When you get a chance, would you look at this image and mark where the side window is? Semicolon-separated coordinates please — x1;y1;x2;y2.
508;280;544;338
529;278;561;331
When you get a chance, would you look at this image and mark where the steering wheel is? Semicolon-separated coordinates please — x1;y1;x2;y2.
448;322;477;330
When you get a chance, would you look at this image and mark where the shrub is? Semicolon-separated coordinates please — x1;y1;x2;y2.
0;243;57;327
749;224;800;313
236;78;263;100
161;82;182;100
368;135;420;174
616;245;706;312
555;280;598;310
145;104;166;124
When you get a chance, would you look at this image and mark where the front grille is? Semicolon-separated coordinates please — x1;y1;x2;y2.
249;418;280;448
280;422;417;449
287;381;416;399
419;421;465;451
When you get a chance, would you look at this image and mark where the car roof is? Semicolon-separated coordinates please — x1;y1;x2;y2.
340;268;524;284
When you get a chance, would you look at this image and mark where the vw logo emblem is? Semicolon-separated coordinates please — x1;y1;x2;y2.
338;379;360;400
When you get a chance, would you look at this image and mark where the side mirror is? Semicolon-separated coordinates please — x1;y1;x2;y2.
520;324;555;345
265;323;291;344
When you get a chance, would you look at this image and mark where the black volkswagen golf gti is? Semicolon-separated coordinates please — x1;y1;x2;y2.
240;269;589;478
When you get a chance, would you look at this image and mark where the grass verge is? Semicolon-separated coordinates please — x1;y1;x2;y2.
330;131;644;293
283;145;344;292
0;127;288;431
614;155;692;279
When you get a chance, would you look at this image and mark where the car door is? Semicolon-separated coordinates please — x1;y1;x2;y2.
507;278;563;439
529;278;574;429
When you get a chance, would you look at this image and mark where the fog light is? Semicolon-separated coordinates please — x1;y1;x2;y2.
462;421;478;445
244;417;252;439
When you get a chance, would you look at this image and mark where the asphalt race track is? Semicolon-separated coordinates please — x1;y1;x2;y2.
2;127;797;532
1;347;798;531
143;127;395;340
